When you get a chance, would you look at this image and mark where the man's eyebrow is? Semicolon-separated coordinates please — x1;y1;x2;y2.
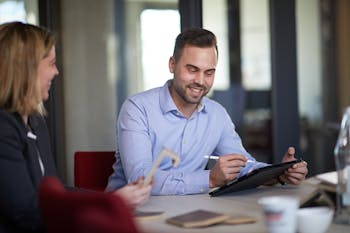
185;64;199;69
185;64;216;72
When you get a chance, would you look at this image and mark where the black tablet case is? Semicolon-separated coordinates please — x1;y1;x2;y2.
209;159;301;197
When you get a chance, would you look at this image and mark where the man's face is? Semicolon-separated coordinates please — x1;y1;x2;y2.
169;45;217;106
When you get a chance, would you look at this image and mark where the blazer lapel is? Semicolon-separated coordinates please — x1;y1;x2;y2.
28;115;57;177
25;130;43;188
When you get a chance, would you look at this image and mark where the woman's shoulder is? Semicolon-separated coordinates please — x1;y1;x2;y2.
0;109;27;149
0;109;22;128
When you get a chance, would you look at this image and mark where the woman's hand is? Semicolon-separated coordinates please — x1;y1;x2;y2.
113;177;152;209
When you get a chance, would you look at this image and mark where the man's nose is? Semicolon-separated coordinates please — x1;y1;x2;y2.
193;72;204;86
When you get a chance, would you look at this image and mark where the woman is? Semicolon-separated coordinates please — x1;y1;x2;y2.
0;22;151;233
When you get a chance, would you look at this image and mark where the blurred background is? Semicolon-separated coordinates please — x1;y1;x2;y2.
1;0;349;185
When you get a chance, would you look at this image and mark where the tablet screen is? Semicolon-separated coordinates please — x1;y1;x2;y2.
209;159;302;197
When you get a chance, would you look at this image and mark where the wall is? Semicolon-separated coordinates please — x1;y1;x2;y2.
61;0;117;185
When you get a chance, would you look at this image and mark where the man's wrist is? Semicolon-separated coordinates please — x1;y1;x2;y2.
209;171;215;188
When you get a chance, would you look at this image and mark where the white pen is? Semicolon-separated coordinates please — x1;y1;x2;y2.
204;155;255;163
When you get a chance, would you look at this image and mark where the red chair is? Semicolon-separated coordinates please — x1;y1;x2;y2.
39;176;140;233
74;151;115;191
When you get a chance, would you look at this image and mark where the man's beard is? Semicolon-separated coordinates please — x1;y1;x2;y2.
173;82;209;104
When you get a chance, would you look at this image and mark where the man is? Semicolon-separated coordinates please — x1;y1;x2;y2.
106;28;308;195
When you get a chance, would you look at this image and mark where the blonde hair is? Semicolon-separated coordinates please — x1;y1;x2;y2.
0;21;55;116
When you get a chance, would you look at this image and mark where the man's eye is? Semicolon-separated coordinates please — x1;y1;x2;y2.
206;70;215;76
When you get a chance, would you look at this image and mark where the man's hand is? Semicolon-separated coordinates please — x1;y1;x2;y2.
279;147;308;185
209;154;247;188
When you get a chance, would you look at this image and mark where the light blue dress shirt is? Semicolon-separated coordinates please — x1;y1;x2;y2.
106;81;268;195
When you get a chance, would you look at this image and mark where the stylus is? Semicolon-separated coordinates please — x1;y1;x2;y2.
204;155;255;163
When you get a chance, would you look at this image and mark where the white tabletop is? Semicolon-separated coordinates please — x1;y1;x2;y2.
136;184;350;233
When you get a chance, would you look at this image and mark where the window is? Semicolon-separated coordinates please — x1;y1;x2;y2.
140;9;180;90
202;0;230;90
0;0;38;24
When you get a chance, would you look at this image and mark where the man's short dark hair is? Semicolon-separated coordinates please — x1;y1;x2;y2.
172;28;218;62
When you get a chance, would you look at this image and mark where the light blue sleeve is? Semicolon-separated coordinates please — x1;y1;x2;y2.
117;99;210;195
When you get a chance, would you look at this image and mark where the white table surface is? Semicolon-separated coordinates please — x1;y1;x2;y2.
135;184;350;233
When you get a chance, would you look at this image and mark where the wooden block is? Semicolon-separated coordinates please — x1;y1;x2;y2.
224;215;257;225
166;209;229;228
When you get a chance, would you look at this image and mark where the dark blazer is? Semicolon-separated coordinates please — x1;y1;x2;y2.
0;109;57;233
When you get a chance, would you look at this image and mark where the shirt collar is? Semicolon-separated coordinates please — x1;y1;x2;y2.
159;80;208;115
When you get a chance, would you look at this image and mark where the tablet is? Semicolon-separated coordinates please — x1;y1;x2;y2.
209;159;302;197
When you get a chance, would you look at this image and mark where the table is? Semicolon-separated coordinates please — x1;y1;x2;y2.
136;184;350;233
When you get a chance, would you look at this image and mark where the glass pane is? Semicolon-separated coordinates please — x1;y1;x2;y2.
296;0;322;124
240;0;271;91
240;0;272;162
60;0;179;184
0;0;38;24
203;0;273;163
140;9;180;90
202;0;230;91
296;0;325;176
123;0;179;95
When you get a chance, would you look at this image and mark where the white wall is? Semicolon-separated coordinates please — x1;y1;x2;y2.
61;0;117;185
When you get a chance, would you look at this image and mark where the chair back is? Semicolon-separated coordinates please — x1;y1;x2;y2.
39;176;140;233
74;151;115;191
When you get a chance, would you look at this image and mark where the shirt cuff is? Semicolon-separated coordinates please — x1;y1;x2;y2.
183;170;210;194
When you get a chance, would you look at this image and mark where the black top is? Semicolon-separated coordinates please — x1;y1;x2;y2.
0;109;57;233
